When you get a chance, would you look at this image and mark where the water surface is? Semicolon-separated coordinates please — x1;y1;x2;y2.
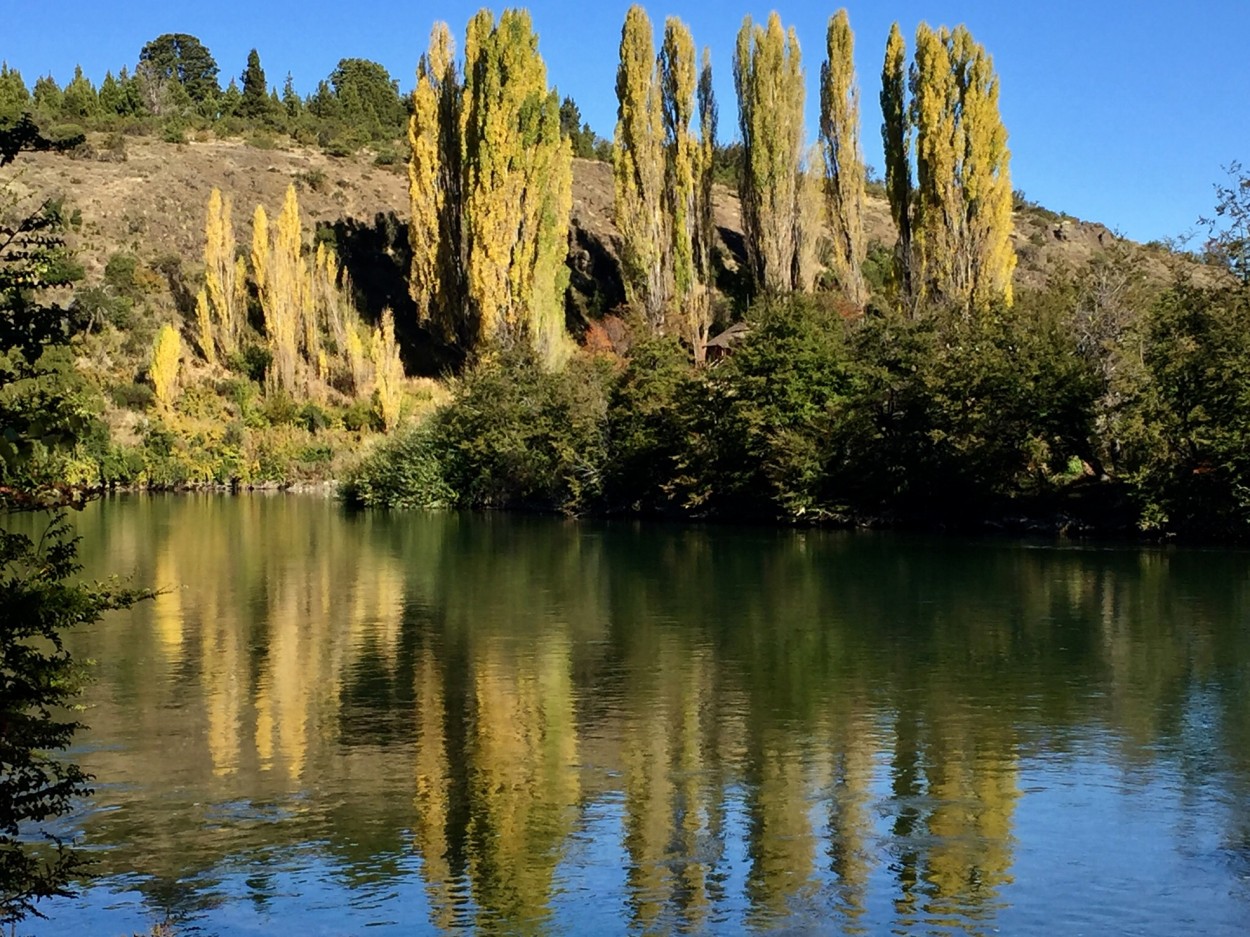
25;495;1250;934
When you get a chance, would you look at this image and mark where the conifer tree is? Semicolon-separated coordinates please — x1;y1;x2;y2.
819;10;867;307
240;49;269;121
97;71;123;116
733;13;806;294
460;8;572;365
614;4;667;328
0;65;30;120
61;65;97;120
880;23;913;300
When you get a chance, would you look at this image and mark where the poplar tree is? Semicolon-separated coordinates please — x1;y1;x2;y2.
614;5;667;328
204;187;244;359
460;8;572;365
733;13;807;294
885;22;1015;310
693;48;717;360
880;23;913;300
660;18;699;343
409;23;464;346
819;9;867;307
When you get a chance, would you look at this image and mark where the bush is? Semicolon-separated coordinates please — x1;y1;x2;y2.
342;420;455;509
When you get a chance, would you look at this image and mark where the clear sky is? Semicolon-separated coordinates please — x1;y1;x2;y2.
3;1;1247;244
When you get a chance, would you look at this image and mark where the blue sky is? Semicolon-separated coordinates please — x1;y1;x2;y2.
3;1;1247;243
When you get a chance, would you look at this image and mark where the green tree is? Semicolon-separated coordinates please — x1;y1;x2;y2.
328;58;406;140
96;70;123;116
137;33;220;106
30;75;62;120
0;65;29;121
282;73;303;123
60;65;97;121
0;114;148;929
558;96;597;159
239;49;270;121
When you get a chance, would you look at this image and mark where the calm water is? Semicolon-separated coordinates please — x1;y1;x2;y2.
21;495;1250;935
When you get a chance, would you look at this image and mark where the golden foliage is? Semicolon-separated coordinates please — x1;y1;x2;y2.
734;12;807;293
614;4;668;328
371;308;405;433
819;9;867;307
203;187;243;358
150;323;182;407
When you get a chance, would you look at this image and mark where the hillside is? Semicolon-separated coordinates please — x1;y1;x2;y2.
6;134;1178;359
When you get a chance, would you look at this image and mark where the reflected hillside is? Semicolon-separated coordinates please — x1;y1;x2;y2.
52;498;1250;933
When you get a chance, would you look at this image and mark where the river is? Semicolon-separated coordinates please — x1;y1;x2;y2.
24;494;1250;934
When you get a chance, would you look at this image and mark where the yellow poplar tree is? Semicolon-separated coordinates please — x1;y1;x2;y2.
253;185;305;395
461;8;573;366
734;12;807;294
204;187;243;358
371;308;405;432
819;9;867;307
409;22;464;345
150;323;182;407
660;17;700;347
614;4;667;328
907;23;1015;310
194;288;215;365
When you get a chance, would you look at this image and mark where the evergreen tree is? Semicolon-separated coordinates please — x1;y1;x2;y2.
329;58;406;140
733;13;807;294
97;70;123;116
31;75;62;119
60;65;97;121
819;10;867;307
558;96;597;159
239;49;269;121
614;4;667;328
282;73;302;122
219;77;242;118
137;33;219;105
0;64;30;120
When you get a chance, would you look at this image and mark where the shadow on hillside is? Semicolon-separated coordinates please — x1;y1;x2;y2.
323;212;463;378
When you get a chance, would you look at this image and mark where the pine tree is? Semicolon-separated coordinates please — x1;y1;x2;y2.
880;23;913;300
819;10;867;307
614;4;667;328
60;65;97;120
733;13;806;294
97;71;123;116
282;73;302;122
0;64;30;120
239;49;269;121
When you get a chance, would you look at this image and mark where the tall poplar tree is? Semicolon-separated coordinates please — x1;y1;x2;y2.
614;5;667;328
409;22;464;346
693;47;717;357
880;23;913;300
461;8;573;365
733;13;807;294
885;22;1015;311
660;18;699;342
819;10;867;307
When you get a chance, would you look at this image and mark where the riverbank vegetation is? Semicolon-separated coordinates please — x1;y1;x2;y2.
2;5;1247;539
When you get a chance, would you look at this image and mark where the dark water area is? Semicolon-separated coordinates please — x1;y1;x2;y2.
19;494;1250;935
